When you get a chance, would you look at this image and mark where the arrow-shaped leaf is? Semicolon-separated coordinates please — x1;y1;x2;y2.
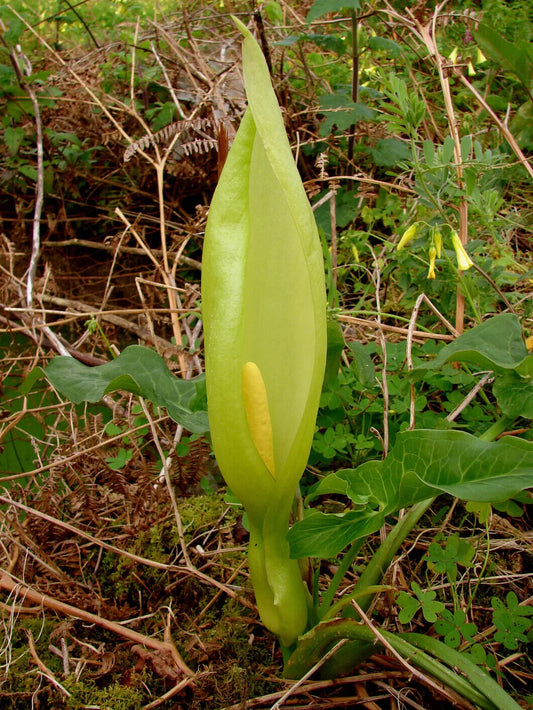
413;314;532;376
24;345;209;433
288;430;533;559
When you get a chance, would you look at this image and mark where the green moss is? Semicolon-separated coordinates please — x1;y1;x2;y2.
63;676;145;710
0;493;272;709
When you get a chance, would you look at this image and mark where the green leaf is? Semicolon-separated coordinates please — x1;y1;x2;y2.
434;609;476;648
17;164;38;182
413;314;532;376
319;94;375;135
347;341;375;388
324;319;345;385
367;36;402;57
106;447;133;470
397;582;445;624
3;18;25;45
441;136;456;165
4;126;25;155
493;371;533;419
423;139;435;167
411;581;445;623
413;315;533;418
306;0;361;24
285;620;503;709
465;500;492;523
288;430;533;558
491;592;533;650
24;346;209;433
426;534;475;581
369;138;410;167
511;101;533;150
396;590;419;623
474;24;533;90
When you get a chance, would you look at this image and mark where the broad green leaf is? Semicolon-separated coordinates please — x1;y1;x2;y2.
18;164;38;182
319;94;375;135
367;36;402;57
492;371;533;419
413;314;532;376
24;345;209;433
347;341;375;388
284;621;504;709
3;17;25;45
474;24;533;90
4;126;25;156
306;0;361;24
306;470;370;505
324;319;345;385
511;101;533;150
288;430;533;558
369;138;410;167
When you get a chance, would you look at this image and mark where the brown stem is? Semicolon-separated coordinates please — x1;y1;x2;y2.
0;571;194;678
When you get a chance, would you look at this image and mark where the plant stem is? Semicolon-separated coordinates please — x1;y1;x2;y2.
347;9;359;165
401;632;521;710
288;619;499;709
318;538;365;617
345;414;516;615
465;517;490;615
351;498;434;614
479;416;515;442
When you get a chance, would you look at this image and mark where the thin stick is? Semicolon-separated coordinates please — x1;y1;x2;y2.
41;238;202;270
453;70;533;180
1;572;194;678
445;372;494;423
338;314;455;341
368;245;389;456
270;639;349;710
24;70;44;308
329;187;338;289
26;628;72;697
406;293;459;429
350;600;473;708
419;4;469;333
0;24;49;321
139;403;192;568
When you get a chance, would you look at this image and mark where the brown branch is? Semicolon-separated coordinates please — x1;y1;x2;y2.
0;571;195;679
338;314;455;341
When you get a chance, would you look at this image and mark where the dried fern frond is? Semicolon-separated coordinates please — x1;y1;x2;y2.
180;137;218;157
124;117;227;162
315;151;329;180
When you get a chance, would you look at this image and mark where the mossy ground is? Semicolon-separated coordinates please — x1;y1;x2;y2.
0;489;280;709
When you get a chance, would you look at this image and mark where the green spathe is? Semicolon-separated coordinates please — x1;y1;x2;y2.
202;18;327;646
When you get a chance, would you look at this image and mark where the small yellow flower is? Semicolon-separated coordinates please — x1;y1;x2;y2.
434;230;442;258
427;246;437;279
476;48;487;64
397;223;418;250
451;230;474;271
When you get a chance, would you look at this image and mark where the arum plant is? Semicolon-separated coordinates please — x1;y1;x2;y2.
201;19;327;647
